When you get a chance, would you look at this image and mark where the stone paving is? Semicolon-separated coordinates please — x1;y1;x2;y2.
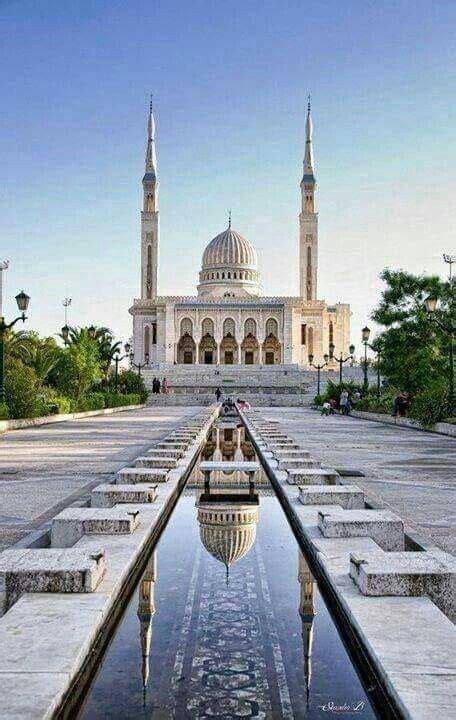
0;406;198;551
257;407;456;556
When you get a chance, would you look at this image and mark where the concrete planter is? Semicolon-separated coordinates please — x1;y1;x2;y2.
0;403;145;435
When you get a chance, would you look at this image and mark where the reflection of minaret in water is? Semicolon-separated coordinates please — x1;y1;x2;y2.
298;552;316;705
137;552;157;699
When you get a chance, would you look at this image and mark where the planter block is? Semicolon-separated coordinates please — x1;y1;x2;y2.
0;548;106;611
287;468;339;485
147;447;182;459
299;485;365;509
51;508;140;548
318;509;404;551
91;483;158;507
350;550;456;621
117;467;168;484
135;456;177;469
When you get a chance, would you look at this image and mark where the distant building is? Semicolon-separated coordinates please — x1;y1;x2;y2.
130;100;350;367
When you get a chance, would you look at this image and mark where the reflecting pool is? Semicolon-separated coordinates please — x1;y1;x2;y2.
77;425;377;719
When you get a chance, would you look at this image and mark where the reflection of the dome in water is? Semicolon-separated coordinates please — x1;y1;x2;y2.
197;499;259;573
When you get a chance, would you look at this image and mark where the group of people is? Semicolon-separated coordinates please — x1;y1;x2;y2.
321;388;361;416
151;377;169;394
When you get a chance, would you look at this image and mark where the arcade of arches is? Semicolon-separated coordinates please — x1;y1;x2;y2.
176;317;282;365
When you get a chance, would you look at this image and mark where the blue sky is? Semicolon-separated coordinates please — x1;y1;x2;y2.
1;0;455;350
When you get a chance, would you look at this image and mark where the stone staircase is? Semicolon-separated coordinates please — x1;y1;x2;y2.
143;364;315;406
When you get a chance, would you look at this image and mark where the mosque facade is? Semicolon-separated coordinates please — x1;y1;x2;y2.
130;101;350;367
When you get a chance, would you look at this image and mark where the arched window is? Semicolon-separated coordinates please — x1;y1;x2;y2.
216;272;220;279
307;246;312;277
308;327;314;355
233;272;237;279
144;326;150;363
202;318;214;337
228;272;231;279
329;321;334;344
244;318;257;338
265;318;278;338
223;318;236;338
180;318;193;337
146;243;153;299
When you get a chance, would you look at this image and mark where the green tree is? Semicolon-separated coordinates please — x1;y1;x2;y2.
23;337;61;389
372;269;449;395
4;358;39;419
56;333;102;400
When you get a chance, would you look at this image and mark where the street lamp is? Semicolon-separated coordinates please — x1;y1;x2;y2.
0;290;31;403
361;326;371;393
424;295;455;415
88;325;97;339
333;344;356;384
130;351;147;377
113;342;132;390
309;353;329;396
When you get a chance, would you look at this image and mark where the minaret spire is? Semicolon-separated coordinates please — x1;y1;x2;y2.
303;95;315;181
299;96;318;302
145;94;157;174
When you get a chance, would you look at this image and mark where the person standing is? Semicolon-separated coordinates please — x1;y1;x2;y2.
161;377;169;394
340;389;349;415
215;387;222;402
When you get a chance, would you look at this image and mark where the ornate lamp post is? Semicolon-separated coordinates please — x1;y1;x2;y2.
330;343;356;384
361;326;371;393
0;290;31;403
113;342;131;390
309;353;329;396
424;295;455;416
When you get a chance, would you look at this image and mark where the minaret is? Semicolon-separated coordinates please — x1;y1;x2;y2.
141;96;159;299
299;97;318;301
298;552;316;706
137;553;157;698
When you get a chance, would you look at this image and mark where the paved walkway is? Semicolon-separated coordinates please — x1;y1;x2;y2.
0;406;198;551
259;407;456;556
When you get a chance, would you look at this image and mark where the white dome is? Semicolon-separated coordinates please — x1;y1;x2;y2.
198;225;261;297
202;228;258;270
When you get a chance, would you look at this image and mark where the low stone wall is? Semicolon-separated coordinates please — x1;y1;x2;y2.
350;409;456;438
0;403;145;435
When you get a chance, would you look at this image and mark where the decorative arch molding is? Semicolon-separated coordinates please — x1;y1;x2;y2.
201;317;215;337
244;317;257;339
180;317;193;337
223;317;236;338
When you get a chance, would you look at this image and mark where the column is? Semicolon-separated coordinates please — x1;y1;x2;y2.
195;341;199;364
238;344;242;364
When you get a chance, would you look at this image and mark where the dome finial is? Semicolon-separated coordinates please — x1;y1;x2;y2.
228;209;232;229
307;94;311;115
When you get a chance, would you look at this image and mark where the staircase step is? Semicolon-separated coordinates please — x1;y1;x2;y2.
287;468;339;485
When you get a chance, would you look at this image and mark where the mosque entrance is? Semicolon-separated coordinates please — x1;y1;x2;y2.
265;351;275;365
224;351;234;364
245;351;254;365
204;351;213;364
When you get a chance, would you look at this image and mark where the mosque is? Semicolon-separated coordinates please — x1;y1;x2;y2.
130;100;350;369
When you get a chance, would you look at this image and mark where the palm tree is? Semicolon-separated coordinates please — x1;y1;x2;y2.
24;341;60;388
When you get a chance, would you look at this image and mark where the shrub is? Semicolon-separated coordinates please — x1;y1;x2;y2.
4;359;40;419
116;370;148;402
103;392;141;408
408;380;449;427
56;337;102;401
313;394;324;406
72;392;106;412
0;402;10;420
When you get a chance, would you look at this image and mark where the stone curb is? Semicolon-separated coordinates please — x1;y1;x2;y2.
0;404;146;435
348;409;456;438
